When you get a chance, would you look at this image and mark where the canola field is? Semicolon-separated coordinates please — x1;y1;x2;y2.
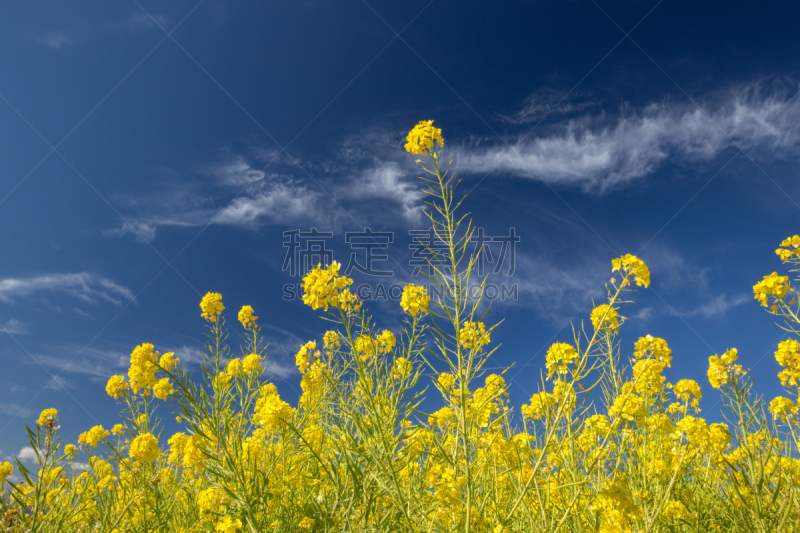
1;122;799;533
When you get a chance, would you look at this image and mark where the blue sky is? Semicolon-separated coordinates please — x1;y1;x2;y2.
1;0;800;461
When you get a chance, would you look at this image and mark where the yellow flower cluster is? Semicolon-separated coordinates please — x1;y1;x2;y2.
242;353;262;374
253;383;294;431
404;120;443;155
105;375;129;399
237;305;258;330
459;321;490;350
215;516;243;533
129;433;159;462
295;341;318;374
753;272;792;307
400;284;430;316
632;358;666;395
776;235;800;262
301;261;358;312
633;335;672;366
78;425;110;448
437;372;456;393
707;348;745;389
545;342;577;378
612;254;651;287
113;343;179;401
37;408;58;428
153;377;176;400
592;478;637;533
377;329;396;353
609;383;646;422
0;462;12;484
769;396;798;422
673;379;702;410
200;292;225;321
64;444;77;458
323;330;340;351
521;390;556;420
775;339;800;387
591;304;620;332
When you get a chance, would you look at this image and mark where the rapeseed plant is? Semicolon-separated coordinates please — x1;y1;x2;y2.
2;121;800;533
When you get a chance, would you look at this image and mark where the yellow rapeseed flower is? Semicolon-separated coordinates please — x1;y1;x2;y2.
37;408;58;428
545;342;577;378
355;335;376;362
776;235;800;262
591;304;620;332
770;396;798;422
0;461;13;483
377;330;396;353
253;384;294;432
612;254;650;287
323;330;340;351
404;120;443;155
633;335;672;366
460;321;490;350
400;284;430;317
662;500;688;520
295;342;317;373
609;383;645;422
78;425;110;448
238;305;258;330
707;348;745;389
753;272;792;307
242;353;262;374
775;339;800;387
226;358;242;376
129;433;159;462
106;375;130;400
159;352;179;372
128;343;159;395
215;516;243;533
521;391;556;421
632;359;666;395
153;377;176;400
200;292;225;321
437;373;456;393
0;461;14;485
674;379;702;410
302;261;354;311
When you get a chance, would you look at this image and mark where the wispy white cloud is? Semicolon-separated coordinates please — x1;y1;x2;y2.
458;82;800;192
207;155;267;188
172;345;205;365
0;273;133;306
107;149;426;242
0;319;29;335
33;346;128;380
499;88;598;124
0;403;31;418
35;33;73;50
681;293;750;318
123;11;168;31
214;180;322;228
44;375;71;391
340;162;426;222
